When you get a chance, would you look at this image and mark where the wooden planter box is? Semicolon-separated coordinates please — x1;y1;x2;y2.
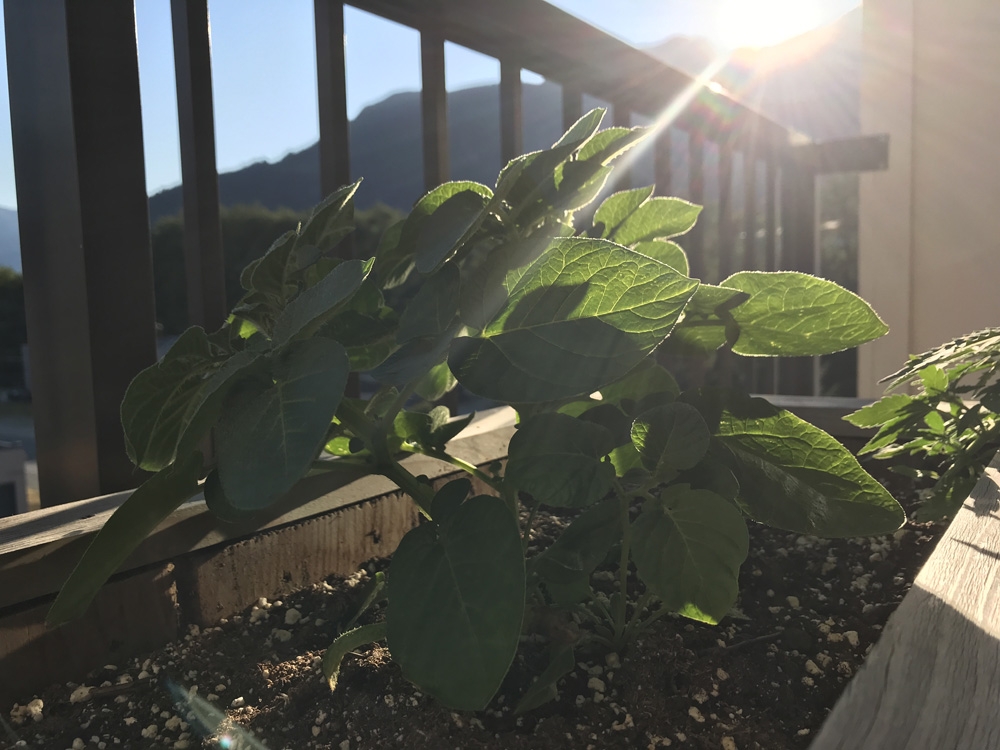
2;397;991;749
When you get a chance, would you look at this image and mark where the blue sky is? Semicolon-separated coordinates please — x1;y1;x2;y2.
0;0;859;210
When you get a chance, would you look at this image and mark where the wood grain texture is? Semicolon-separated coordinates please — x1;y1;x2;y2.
0;565;178;709
812;451;1000;749
0;409;516;610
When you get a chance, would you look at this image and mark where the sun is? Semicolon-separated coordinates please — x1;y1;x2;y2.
715;0;824;49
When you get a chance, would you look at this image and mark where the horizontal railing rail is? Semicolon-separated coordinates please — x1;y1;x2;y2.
4;0;889;506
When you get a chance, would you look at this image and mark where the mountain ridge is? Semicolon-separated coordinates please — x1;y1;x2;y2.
1;12;862;269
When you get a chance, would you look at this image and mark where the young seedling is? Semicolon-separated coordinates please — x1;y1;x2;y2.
50;110;904;713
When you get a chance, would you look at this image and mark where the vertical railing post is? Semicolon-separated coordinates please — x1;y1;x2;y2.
315;0;352;200
613;105;631;190
499;61;523;165
562;84;582;132
315;0;358;397
686;131;706;280
717;140;735;282
6;0;157;505
777;159;818;395
654;129;672;196
420;31;449;190
172;0;227;331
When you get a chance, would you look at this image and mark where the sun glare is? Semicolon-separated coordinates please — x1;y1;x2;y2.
716;0;823;49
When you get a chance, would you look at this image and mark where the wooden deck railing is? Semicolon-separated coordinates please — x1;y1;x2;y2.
4;0;889;506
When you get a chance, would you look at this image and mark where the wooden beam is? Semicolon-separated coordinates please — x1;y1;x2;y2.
5;0;157;505
420;30;449;190
562;83;582;132
171;0;227;331
315;0;352;198
686;132;706;280
613;104;632;190
791;133;890;175
499;61;523;164
777;162;818;395
349;0;793;161
654;129;673;196
717;141;735;282
813;451;1000;749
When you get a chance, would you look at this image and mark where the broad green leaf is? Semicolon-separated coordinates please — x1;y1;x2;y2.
387;496;525;710
394;406;449;446
371;336;450;387
721;271;888;356
248;230;298;302
660;283;749;356
676;455;741;502
576;403;632;446
609;443;644;477
549;160;613;215
576;126;649;164
552;108;606;149
322;622;386;691
844;394;915;429
396;264;459;343
684;283;749;316
296;179;361;253
598;357;680;411
631;402;711;475
430;478;472;525
515;646;576;714
414;189;490;273
122;327;259;472
633;240;689;275
714;393;906;536
504;144;578;219
631;484;749;624
271;258;373;346
449;238;699;403
320;307;398;372
594;186;655;239
459;236;550;332
413;360;457;401
506;413;615;508
48;451;203;626
216;338;350;510
611;197;702;246
372;218;410;288
532;496;621;587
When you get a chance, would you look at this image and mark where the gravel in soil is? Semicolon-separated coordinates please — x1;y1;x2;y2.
4;468;944;750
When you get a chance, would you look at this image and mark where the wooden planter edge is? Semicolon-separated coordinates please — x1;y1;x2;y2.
0;397;872;712
811;450;1000;750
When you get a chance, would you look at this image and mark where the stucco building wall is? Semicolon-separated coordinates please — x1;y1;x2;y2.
858;0;1000;396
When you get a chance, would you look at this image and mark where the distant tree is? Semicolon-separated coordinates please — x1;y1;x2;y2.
0;267;27;389
151;202;402;334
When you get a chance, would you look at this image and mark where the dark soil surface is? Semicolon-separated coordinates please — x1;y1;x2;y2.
4;465;944;750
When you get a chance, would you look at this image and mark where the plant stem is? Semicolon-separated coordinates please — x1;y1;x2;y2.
399;443;504;494
335;391;434;517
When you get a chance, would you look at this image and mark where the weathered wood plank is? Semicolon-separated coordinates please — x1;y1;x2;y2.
172;0;227;331
812;451;1000;750
6;0;158;505
499;60;523;164
0;409;516;611
420;30;449;190
0;565;178;710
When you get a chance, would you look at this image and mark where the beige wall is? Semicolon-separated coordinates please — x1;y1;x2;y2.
858;0;1000;396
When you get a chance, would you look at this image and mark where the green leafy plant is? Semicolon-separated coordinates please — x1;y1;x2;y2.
49;110;903;713
846;327;1000;520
